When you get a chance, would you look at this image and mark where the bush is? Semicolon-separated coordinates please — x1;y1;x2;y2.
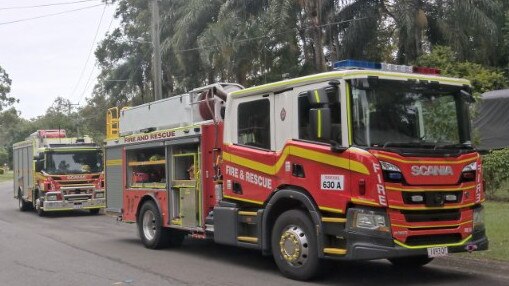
482;148;509;199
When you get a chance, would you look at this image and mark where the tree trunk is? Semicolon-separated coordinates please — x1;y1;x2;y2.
306;0;326;72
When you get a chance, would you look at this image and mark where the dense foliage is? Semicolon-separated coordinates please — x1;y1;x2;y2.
483;149;509;199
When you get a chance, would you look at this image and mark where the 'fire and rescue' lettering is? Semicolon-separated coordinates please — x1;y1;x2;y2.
225;165;272;189
125;130;176;143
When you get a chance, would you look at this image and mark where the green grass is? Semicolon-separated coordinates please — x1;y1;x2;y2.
461;201;509;262
0;170;13;182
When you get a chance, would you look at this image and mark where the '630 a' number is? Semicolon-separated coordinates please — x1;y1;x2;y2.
320;174;345;191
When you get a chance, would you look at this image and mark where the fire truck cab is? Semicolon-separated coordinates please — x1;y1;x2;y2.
105;60;487;280
14;130;105;216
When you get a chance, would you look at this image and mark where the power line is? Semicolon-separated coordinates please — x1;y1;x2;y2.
0;3;105;26
69;3;107;103
76;6;117;104
175;17;370;53
0;0;98;10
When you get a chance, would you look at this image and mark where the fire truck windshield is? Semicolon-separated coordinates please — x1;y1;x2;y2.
45;151;103;175
350;79;472;149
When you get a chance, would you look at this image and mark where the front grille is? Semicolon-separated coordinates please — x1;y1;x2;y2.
405;234;462;246
65;195;92;201
402;209;461;222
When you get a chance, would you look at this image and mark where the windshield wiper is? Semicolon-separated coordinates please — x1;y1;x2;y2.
434;142;473;150
378;141;435;148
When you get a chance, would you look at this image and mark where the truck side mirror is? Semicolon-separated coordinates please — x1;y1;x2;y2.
460;89;475;103
309;108;331;141
35;160;44;172
306;88;329;105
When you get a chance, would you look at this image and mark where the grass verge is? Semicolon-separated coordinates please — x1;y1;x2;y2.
460;201;509;262
0;171;13;182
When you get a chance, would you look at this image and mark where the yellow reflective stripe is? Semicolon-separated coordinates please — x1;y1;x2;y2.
237;236;258;243
314;89;320;103
386;185;475;192
317;109;322;138
323;248;347;255
352;197;380;207
42;206;105;212
375;153;478;165
223;146;369;175
394;235;472;249
51;148;100;152
106;159;122;166
389;202;476;211
238;211;257;216
319;206;344;214
322;217;347;223
346;82;353;145
223;195;264;205
392;220;472;229
230;71;470;97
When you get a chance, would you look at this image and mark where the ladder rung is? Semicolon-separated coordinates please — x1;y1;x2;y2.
237;236;258;243
322;217;347;223
324;248;347;255
238;211;257;216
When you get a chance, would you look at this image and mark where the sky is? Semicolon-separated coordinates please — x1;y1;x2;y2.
0;0;118;119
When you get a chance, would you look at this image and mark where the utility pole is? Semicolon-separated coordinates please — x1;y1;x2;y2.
66;102;81;137
151;0;163;101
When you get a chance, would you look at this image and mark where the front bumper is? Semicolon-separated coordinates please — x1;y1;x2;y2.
335;229;488;261
42;198;105;211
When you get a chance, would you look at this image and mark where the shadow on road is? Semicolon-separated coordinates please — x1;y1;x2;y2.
129;238;491;285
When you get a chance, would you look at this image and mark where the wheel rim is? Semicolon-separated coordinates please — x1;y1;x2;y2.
279;225;309;267
142;210;156;241
18;196;22;208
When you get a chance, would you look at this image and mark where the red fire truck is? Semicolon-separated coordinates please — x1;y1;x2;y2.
14;130;105;216
105;60;487;280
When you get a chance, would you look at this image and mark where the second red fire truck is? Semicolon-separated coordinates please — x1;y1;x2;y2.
104;60;488;280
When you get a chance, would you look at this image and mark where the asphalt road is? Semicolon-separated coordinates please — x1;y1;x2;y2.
1;180;509;286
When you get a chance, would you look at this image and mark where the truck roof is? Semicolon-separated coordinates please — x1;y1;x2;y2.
230;70;470;98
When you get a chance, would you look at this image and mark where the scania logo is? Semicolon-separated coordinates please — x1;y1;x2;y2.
411;165;453;176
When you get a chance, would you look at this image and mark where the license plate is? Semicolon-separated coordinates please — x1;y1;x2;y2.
73;203;82;209
427;246;448;258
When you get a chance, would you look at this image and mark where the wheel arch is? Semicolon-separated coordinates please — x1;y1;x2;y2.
261;186;323;256
136;193;164;224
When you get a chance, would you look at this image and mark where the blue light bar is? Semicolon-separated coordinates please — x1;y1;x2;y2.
333;59;382;70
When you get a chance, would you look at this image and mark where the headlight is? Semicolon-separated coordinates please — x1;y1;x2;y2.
462;162;477;172
353;210;390;232
461;162;477;182
473;207;485;229
380;161;401;172
380;161;403;182
46;194;58;201
95;192;104;198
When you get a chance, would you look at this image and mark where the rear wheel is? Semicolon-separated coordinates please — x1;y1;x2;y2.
271;209;321;281
388;255;434;268
89;208;100;215
18;190;30;211
138;201;185;249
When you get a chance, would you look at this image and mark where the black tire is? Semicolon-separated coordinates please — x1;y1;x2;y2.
271;209;321;281
137;201;185;249
18;191;30;211
388;255;434;268
89;208;101;215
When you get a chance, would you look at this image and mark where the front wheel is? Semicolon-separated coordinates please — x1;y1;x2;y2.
271;209;321;281
388;255;434;268
89;208;101;215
